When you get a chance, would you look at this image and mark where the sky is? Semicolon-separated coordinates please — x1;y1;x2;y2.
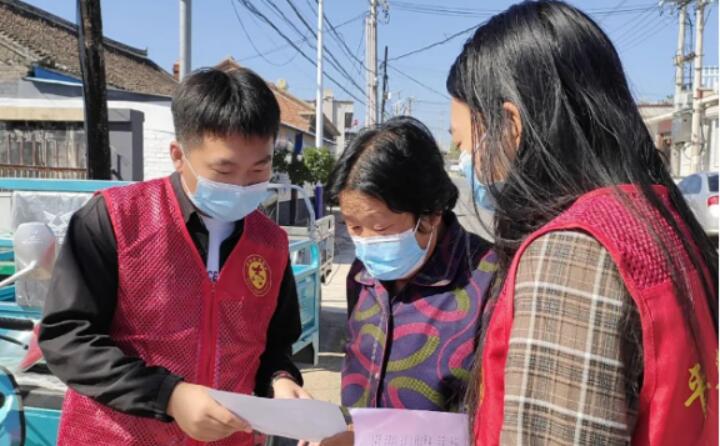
23;0;719;149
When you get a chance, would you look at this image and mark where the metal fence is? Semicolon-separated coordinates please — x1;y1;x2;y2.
0;164;87;179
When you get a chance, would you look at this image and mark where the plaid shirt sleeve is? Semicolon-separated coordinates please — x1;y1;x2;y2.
500;231;642;445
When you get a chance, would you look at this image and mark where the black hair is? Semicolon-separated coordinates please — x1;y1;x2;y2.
447;0;718;423
171;67;280;146
328;116;458;218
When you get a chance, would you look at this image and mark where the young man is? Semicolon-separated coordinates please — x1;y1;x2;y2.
39;67;309;445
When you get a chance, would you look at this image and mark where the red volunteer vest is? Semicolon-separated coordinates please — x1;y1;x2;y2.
475;185;718;445
57;177;288;446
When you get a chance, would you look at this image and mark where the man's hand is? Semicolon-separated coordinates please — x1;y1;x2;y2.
272;377;312;400
167;382;252;442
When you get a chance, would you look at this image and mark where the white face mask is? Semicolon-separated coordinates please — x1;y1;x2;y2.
182;153;269;222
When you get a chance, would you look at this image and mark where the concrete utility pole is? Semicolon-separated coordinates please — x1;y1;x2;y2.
77;0;111;179
365;0;378;126
315;0;324;148
179;0;192;80
689;0;707;172
674;2;688;110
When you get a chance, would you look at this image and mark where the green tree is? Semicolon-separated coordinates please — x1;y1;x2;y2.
303;147;335;185
272;147;290;174
288;155;312;186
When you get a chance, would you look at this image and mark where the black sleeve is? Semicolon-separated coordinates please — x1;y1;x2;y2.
38;195;183;422
346;260;364;319
254;257;303;396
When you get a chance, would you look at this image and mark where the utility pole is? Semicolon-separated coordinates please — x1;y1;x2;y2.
315;0;324;148
671;0;690;177
380;46;388;123
365;0;378;126
179;0;192;80
690;0;707;172
77;0;111;180
674;1;688;111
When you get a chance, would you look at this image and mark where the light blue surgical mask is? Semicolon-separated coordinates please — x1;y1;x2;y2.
351;220;435;281
182;154;269;222
459;150;500;211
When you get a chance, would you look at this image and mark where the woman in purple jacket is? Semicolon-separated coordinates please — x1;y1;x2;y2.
327;117;498;418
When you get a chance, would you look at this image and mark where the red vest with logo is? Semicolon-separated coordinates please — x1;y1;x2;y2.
474;185;718;445
57;177;289;446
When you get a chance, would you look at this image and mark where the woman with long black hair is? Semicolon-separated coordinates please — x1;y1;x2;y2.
448;1;718;444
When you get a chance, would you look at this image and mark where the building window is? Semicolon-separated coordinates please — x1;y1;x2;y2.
0;121;87;179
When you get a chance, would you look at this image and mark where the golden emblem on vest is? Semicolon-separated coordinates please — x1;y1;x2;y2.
245;255;271;296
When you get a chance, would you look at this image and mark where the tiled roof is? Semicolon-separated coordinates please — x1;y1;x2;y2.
216;57;339;138
0;0;177;96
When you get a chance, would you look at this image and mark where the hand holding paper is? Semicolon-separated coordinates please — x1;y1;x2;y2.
169;383;252;442
208;389;347;442
208;389;469;446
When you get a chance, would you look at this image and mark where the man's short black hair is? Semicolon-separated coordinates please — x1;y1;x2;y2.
171;67;280;146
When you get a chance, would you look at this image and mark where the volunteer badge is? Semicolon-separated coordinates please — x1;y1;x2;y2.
245;255;271;296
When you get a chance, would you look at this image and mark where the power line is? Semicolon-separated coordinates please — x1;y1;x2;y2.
388;64;449;100
321;7;372;73
302;0;370;82
230;0;300;66
280;0;366;95
609;4;658;39
390;2;498;17
240;11;365;63
235;0;367;105
389;24;478;61
620;11;676;52
614;7;665;47
390;2;658;17
387;3;662;63
598;0;629;24
355;18;365;62
283;0;366;90
261;0;312;45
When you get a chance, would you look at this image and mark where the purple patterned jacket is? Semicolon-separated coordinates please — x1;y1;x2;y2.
341;212;498;411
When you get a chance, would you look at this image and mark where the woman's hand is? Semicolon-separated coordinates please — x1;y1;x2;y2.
272;377;313;400
270;378;314;446
319;431;354;446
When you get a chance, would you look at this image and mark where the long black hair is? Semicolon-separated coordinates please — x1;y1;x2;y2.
328;116;459;218
447;0;718;420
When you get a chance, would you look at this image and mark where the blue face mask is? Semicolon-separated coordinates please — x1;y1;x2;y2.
459;150;500;211
183;155;269;222
352;220;435;281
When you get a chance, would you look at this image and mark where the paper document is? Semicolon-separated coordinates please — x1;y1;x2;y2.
350;408;469;446
208;389;347;442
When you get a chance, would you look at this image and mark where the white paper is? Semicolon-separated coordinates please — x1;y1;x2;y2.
350;408;469;446
208;389;348;442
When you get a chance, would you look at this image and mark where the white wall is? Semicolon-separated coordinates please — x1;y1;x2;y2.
0;192;11;234
109;101;175;179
